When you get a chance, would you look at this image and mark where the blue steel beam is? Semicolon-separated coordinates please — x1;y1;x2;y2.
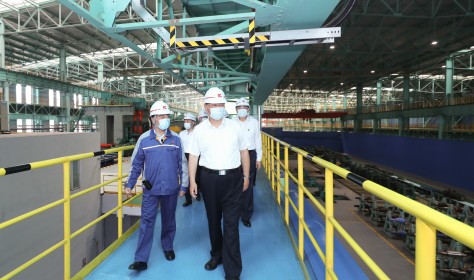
110;13;256;33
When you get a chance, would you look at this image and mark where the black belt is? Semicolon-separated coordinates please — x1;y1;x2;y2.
202;166;241;175
248;149;256;153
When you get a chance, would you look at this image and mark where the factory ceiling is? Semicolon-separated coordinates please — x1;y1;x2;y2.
1;0;473;109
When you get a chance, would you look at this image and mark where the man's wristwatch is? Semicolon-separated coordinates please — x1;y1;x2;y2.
243;176;249;179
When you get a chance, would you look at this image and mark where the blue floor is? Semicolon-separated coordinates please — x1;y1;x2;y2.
86;170;304;280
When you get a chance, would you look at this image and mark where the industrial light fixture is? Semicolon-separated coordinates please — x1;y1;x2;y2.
340;82;344;85
303;70;308;74
431;41;438;45
330;45;335;49
371;70;375;73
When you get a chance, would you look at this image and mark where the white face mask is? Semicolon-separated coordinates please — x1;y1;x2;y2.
184;123;192;130
237;108;248;118
156;118;170;130
209;107;226;120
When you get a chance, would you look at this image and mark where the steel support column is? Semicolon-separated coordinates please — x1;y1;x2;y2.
445;57;454;105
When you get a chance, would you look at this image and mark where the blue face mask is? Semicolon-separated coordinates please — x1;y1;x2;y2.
237;108;248;118
157;118;170;130
184;123;192;130
209;107;226;120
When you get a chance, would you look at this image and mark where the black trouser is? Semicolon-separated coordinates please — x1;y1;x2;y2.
241;149;257;221
200;166;243;278
184;153;200;203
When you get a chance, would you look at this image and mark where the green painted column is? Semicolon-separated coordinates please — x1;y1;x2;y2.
355;84;363;132
0;20;9;131
445;57;454;105
60;47;67;82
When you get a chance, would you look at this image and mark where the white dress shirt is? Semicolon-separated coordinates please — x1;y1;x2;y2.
234;115;262;161
188;118;248;170
178;129;193;153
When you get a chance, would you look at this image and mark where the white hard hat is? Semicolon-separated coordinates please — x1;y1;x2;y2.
204;87;226;104
150;100;172;116
183;112;196;121
235;97;250;107
198;109;208;118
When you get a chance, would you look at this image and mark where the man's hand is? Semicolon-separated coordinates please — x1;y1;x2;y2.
125;187;132;198
190;181;198;199
256;161;261;170
243;177;249;192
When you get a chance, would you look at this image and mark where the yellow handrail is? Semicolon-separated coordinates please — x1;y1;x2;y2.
262;132;474;280
0;145;137;280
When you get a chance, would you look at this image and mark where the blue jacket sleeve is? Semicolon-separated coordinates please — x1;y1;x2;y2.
126;139;145;189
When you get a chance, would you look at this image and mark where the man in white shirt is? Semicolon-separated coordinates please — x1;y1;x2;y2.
234;97;262;228
188;87;250;280
179;112;201;206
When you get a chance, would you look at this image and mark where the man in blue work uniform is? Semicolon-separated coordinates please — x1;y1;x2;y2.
126;100;188;272
234;97;262;228
188;87;250;280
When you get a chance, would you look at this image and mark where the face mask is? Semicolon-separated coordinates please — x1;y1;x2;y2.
237;108;248;118
156;118;170;130
209;107;225;120
184;123;192;130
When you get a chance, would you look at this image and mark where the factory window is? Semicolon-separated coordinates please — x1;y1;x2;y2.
25;86;32;104
56;91;61;107
25;119;32;133
16;119;23;132
16;84;22;103
70;161;80;191
49;120;55;132
49;89;54;106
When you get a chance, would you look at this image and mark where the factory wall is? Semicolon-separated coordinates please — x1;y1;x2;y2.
340;132;473;192
263;128;473;192
262;128;343;152
0;132;102;279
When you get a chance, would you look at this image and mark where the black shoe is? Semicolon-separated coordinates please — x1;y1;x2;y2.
242;220;251;227
204;259;222;271
183;201;192;207
128;261;147;271
164;250;175;261
196;193;201;201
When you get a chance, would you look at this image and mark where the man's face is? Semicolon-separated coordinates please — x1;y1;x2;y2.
236;105;249;112
184;119;195;125
205;103;225;114
151;114;169;125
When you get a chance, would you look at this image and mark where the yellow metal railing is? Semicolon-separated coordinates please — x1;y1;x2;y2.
0;146;140;280
261;132;474;280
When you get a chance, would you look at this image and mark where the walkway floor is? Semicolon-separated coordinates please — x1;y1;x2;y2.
85;170;305;280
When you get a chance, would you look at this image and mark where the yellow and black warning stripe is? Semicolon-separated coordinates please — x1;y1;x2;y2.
346;172;367;186
175;35;269;49
170;26;176;48
249;19;255;46
176;37;244;48
0;150;107;176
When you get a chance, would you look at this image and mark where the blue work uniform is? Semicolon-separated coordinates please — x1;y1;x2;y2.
126;128;188;262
